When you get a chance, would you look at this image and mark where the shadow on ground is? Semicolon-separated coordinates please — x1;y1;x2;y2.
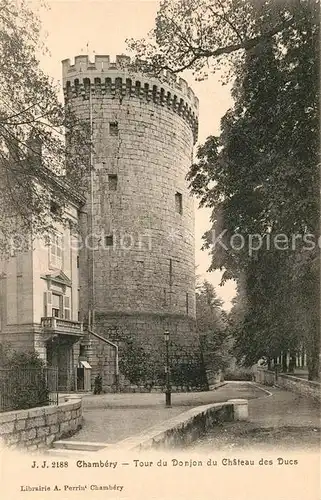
191;421;321;451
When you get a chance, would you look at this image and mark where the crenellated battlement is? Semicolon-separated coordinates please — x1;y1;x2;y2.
62;55;199;141
62;55;198;108
62;55;132;75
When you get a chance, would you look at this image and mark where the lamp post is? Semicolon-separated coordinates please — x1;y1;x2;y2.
164;330;171;407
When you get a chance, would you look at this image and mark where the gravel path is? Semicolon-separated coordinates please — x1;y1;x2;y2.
66;382;264;444
191;386;321;451
63;383;320;448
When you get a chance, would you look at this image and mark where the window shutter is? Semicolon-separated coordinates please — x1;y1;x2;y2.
64;296;71;320
50;235;56;267
49;233;63;269
59;295;64;318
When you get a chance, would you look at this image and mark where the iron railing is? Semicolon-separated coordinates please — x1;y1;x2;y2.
54;368;76;392
0;367;59;413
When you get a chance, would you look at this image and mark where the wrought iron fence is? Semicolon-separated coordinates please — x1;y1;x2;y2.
54;368;76;393
0;367;59;413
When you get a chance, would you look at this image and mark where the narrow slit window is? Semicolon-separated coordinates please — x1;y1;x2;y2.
109;122;118;136
175;192;183;214
108;174;118;191
105;235;114;247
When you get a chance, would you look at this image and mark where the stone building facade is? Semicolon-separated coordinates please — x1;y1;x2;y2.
0;177;85;391
63;55;201;390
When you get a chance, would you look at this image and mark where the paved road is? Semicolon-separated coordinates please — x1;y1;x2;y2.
191;386;320;451
63;383;320;448
66;382;264;444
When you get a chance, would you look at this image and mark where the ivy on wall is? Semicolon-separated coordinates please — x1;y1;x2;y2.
118;336;207;391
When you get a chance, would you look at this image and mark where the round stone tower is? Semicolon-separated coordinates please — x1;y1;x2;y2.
62;55;200;388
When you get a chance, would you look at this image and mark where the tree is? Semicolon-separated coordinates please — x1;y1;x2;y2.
127;0;319;78
129;0;319;380
186;2;319;378
0;0;90;256
196;280;231;377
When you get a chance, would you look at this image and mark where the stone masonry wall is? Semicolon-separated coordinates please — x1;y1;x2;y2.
93;312;200;392
74;84;197;319
63;55;200;387
83;315;200;393
0;399;82;451
255;368;321;401
85;333;117;391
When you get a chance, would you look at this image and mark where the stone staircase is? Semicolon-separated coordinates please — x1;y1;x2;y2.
47;440;110;457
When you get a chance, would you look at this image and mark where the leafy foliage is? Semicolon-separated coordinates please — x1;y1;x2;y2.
118;334;207;390
127;0;318;79
196;280;231;377
0;0;90;255
170;342;208;390
0;344;49;411
118;337;158;387
179;1;319;378
223;368;253;381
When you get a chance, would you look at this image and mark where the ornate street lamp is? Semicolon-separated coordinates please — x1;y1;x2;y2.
164;330;171;407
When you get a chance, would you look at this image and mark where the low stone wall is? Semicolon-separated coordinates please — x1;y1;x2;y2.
255;368;320;401
114;400;244;451
118;385;213;394
0;399;82;451
206;370;224;390
255;368;276;386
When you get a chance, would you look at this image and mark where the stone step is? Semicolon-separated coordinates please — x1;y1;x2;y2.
52;440;110;451
46;448;92;457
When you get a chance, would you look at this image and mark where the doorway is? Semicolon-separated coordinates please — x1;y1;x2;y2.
46;336;74;391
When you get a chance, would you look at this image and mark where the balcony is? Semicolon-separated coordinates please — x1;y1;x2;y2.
41;317;84;338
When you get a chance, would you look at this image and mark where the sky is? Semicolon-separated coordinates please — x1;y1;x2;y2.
35;0;237;308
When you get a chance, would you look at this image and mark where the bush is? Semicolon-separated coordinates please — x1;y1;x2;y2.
93;374;102;394
223;369;253;381
118;337;208;391
170;344;208;391
119;338;157;387
0;344;49;411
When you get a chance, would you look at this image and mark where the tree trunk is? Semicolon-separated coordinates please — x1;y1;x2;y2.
306;315;320;381
288;351;296;373
282;352;288;372
307;347;320;380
